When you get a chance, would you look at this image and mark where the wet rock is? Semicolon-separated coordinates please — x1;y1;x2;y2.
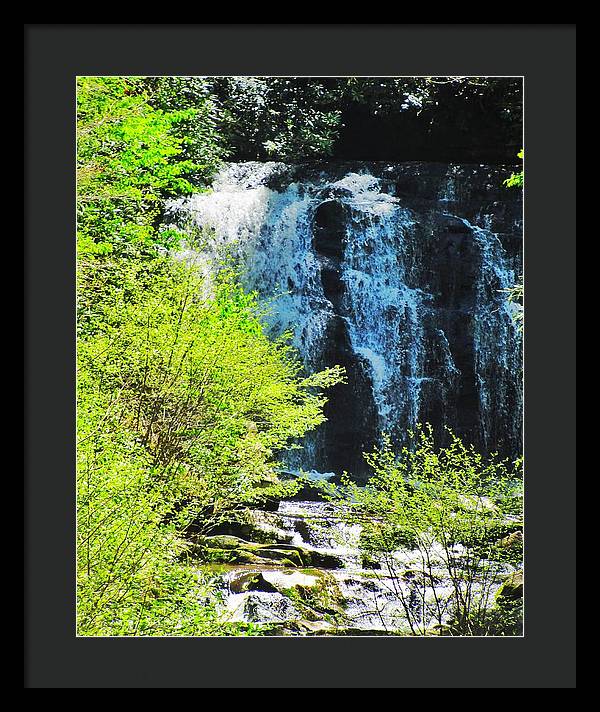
496;570;523;600
498;530;523;550
194;534;343;569
225;591;302;624
284;619;336;635
313;200;348;260
317;315;380;481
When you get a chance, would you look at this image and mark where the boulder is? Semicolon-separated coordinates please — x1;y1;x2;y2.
201;535;249;549
497;570;523;600
225;591;302;624
498;531;523;550
229;570;319;596
194;535;343;568
253;545;306;567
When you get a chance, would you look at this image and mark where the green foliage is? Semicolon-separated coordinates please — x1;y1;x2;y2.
77;380;271;637
213;77;343;160
77;256;343;634
78;76;520;167
78;76;521;168
77;395;220;636
330;424;523;636
80;258;343;514
76;77;203;256
141;76;228;183
504;149;524;188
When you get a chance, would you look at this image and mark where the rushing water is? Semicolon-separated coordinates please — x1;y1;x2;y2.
167;161;522;477
205;499;515;635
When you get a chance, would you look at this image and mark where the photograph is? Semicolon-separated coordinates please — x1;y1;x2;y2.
76;75;524;638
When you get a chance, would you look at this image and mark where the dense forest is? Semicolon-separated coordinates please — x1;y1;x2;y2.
77;76;523;636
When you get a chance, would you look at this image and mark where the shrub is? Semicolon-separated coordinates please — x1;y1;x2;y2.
77;257;344;634
331;424;523;636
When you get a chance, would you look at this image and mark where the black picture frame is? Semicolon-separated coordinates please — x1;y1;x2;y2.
25;24;576;688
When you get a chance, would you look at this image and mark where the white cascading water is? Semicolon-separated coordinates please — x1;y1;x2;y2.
166;161;522;473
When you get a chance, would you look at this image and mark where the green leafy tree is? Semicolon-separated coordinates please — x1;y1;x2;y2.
213;76;343;160
77;257;344;634
141;76;228;183
77;76;201;256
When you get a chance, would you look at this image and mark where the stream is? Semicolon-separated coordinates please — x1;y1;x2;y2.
200;494;515;636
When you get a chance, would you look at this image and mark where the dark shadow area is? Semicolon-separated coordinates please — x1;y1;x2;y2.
318;316;380;481
334;100;520;164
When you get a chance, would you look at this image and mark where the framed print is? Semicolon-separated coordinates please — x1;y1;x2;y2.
25;24;576;688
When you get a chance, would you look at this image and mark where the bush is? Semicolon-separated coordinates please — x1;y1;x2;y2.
331;424;523;636
77;397;219;636
77;257;343;634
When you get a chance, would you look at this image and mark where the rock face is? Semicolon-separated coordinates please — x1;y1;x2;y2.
168;161;522;479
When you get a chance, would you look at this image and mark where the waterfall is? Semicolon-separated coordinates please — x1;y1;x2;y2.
166;161;522;477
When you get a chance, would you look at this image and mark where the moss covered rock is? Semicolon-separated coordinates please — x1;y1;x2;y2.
206;511;295;546
193;535;343;568
498;530;523;550
229;570;318;595
496;570;523;600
